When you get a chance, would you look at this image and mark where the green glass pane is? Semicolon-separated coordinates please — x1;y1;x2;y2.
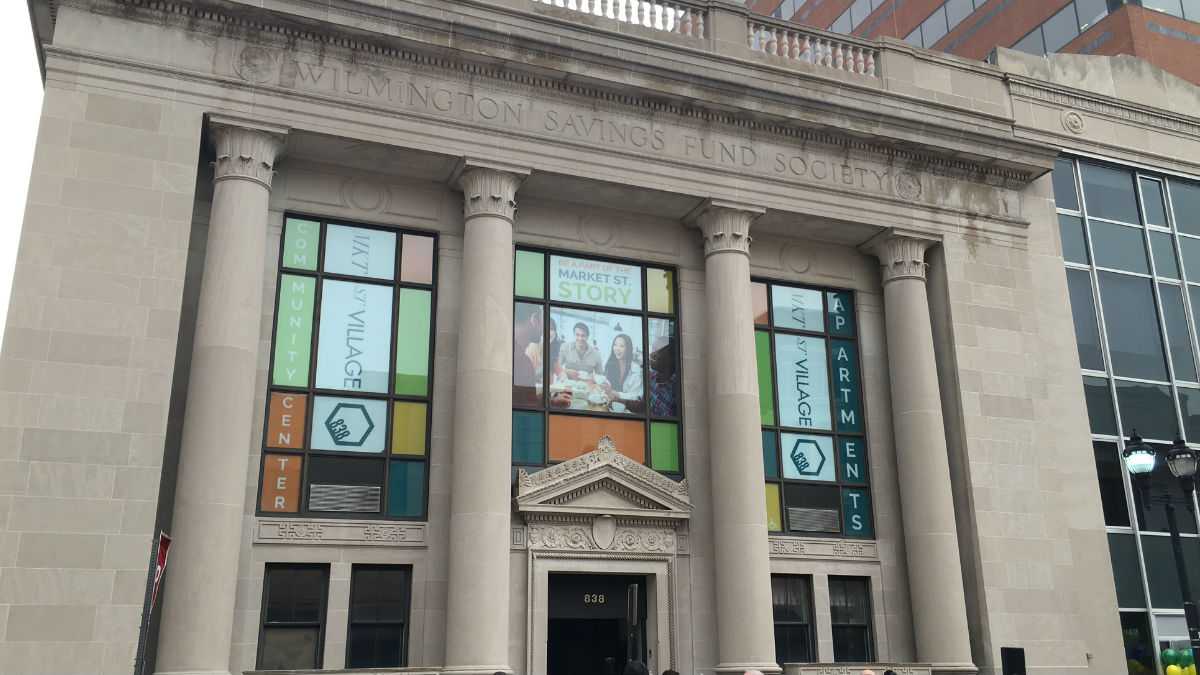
282;218;320;271
755;331;776;425
394;289;432;396
512;411;545;464
839;437;868;485
762;430;779;479
272;274;315;387
842;488;873;538
650;422;679;472
515;250;545;298
387;460;425;517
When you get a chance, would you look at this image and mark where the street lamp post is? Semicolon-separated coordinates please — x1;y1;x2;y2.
1122;431;1200;669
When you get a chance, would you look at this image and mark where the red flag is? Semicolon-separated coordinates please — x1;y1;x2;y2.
149;532;172;609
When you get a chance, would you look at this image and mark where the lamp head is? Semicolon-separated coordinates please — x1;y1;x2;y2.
1165;438;1198;483
1122;431;1158;477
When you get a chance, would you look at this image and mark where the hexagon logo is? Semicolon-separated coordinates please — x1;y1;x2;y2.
323;403;375;447
789;437;826;478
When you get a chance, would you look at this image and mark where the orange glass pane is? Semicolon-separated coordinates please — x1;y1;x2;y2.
261;454;302;513
266;392;306;449
752;282;769;325
400;234;434;284
548;415;645;463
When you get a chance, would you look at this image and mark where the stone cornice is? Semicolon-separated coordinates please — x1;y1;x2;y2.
56;0;1044;190
1008;75;1200;140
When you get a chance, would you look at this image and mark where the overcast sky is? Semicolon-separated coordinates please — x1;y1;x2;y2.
0;5;45;351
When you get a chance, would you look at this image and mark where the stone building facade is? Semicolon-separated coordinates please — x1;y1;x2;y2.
3;1;1199;674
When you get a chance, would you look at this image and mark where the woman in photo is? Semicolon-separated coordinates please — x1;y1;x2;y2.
603;333;643;409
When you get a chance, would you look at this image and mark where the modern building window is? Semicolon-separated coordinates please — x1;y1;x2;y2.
512;248;682;474
1009;1;1115;54
755;281;872;538
1056;156;1200;670
258;215;436;519
347;566;412;668
830;576;873;662
258;564;330;670
771;575;815;663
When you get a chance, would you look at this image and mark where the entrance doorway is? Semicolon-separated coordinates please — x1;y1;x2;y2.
547;573;647;675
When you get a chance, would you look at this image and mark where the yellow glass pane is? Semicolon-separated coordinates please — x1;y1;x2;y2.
647;268;674;314
392;402;427;456
765;483;782;532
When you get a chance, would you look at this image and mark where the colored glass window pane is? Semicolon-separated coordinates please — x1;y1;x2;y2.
765;483;783;532
648;318;678;418
826;291;855;337
267;392;307;449
400;234;434;284
515;250;545;298
316;280;393;393
771;285;824;332
310;396;388;453
272;275;315;387
547;415;645;463
774;334;831;430
762;430;779;479
261;454;302;513
391;402;427;457
549;255;642;310
752;282;770;325
282;218;320;271
646;268;674;314
756;331;776;426
781;433;836;482
323;224;396;280
842;489;872;538
387;461;425;517
839;437;868;485
650;422;679;472
513;411;545;464
394;289;432;396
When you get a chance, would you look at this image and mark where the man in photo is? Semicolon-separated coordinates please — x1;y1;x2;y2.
559;321;603;378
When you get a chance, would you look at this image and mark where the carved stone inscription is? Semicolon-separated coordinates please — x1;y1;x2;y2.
768;535;878;561
256;518;426;547
221;44;932;202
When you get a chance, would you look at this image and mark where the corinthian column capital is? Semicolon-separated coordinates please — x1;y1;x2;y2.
688;199;765;257
453;159;531;224
861;229;940;284
208;115;288;189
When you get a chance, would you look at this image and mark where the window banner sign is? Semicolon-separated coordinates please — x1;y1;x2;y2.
842;488;873;538
310;396;387;452
781;433;835;482
316;280;393;393
774;334;831;430
826;291;855;337
282;217;319;271
831;338;863;434
323;224;396;280
272;274;315;387
550;255;643;311
771;285;824;332
839;437;868;484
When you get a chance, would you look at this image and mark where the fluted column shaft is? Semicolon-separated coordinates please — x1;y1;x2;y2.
864;231;974;672
696;201;780;674
155;117;287;675
443;161;528;675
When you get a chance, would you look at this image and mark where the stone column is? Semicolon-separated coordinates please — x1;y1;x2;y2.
155;117;287;675
693;200;780;674
443;160;529;675
862;230;975;673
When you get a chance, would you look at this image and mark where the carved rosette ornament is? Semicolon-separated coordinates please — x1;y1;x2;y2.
210;118;287;189
862;232;935;284
458;167;524;223
696;205;759;257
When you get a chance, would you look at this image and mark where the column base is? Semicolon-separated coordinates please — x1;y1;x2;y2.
441;665;513;675
930;662;979;675
715;661;783;674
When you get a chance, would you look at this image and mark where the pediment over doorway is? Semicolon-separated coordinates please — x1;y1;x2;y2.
515;436;690;521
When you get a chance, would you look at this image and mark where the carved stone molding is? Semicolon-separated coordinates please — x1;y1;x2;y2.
209;115;288;189
860;230;937;284
455;160;530;224
516;436;690;508
768;535;879;561
255;518;427;547
687;199;765;258
518;521;680;554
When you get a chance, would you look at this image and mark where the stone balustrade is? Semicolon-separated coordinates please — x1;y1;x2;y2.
748;19;879;77
530;0;707;38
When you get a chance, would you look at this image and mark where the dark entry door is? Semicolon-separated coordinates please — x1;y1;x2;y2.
547;574;647;675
